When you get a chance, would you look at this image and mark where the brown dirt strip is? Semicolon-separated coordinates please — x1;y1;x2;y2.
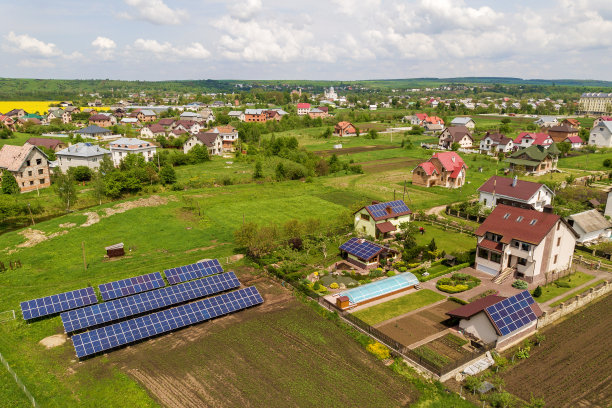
314;145;399;157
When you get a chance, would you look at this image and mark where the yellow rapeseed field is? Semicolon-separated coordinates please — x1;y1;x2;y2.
0;101;110;114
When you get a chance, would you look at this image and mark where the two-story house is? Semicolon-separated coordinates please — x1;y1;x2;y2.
183;132;222;156
353;200;412;239
438;126;473;149
479;133;514;153
513;132;553;150
588;121;612;147
534;116;558;128
334;121;357;137
228;111;245;122
474;204;577;284
547;125;578;143
450;117;476;129
0;143;51;193
244;109;267;122
108;138;156;167
89;114;114;128
211;125;239;152
55;143;111;172
412;151;467;188
140;124;166;139
477;176;554;211
297;103;311;116
504;144;559;175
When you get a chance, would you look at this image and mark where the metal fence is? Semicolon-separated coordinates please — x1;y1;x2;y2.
0;351;37;407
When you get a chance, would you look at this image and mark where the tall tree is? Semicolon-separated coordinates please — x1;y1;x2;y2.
54;171;77;210
159;165;177;185
1;170;19;194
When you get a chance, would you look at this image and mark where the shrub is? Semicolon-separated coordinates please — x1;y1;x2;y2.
555;281;571;288
366;342;390;360
69;166;93;181
329;282;339;289
516;346;530;359
463;375;483;393
437;284;469;293
604;158;612;168
313;281;321;291
512;279;528;289
449;297;468;305
386;271;396;277
532;286;542;297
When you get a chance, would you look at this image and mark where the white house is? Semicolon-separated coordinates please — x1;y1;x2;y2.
474;204;577;284
211;125;239;152
183;132;223;156
353;200;412;239
140;124;166;139
479;133;514;153
179;111;201;121
297;103;311;116
172;120;201;135
566;209;611;244
228;111;245;121
55;143;110;172
513;132;554;150
450;117;476;129
108;138;157;167
438;126;473;149
564;135;583;149
588;121;612;147
534;116;558;127
477;176;554;211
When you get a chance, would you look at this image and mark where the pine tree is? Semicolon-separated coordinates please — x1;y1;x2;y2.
253;161;263;179
159;165;177;185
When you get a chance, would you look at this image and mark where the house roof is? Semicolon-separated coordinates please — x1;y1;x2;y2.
563;118;580;126
360;200;412;221
89;114;111;121
140;109;156;116
121;118;138;123
310;108;323;113
477;176;550;201
478;239;504;252
25;138;64;150
567;209;611;234
450;117;474;125
427;116;444;124
297;103;310;109
442;126;472;142
483;133;512;145
158;118;175;126
514;132;552;145
416;161;437;175
0;144;42;171
415;113;428;121
475;204;563;245
548;125;578;133
109;138;154;149
145;124;165;133
507;144;558;163
335;121;355;131
597;115;612;121
536;116;558;123
75;125;111;135
193;132;220;147
446;295;506;319
596;121;612;133
213;125;236;134
180;111;199;117
376;221;397;233
432;151;467;172
245;109;265;115
174;120;198;128
228;111;243;116
56;143;110;157
565;136;583;143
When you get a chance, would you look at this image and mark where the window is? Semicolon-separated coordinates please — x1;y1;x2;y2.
517;257;527;266
29;180;34;185
36;158;41;165
490;252;502;263
516;216;523;222
28;171;32;176
521;242;530;251
503;213;510;219
39;178;45;184
557;222;561;231
26;160;30;166
478;248;489;260
554;254;558;264
529;219;537;226
38;169;43;175
557;237;561;246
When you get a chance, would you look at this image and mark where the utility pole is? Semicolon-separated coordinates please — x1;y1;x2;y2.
27;203;35;226
81;241;87;270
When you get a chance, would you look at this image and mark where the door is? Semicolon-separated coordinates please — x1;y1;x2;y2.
507;255;512;268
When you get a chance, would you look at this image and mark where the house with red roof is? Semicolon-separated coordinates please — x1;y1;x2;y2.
25;137;67;152
513;132;553;150
477;176;554;211
140;124;166;139
334;121;357;137
561;118;580;128
405;113;429;126
412;151;467;188
474;204;577;283
183;132;222;156
593;116;612;126
353;200;412;239
296;103;311;116
564;135;583;149
89;114;114;128
438;126;473;149
0;115;16;129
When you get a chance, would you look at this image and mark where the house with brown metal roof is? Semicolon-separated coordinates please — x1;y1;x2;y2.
474;204;577;284
0;144;51;193
89;114;114;127
140;124;166;139
25;137;67;152
412;151;467;188
353;200;412;239
438;126;473;149
547;125;578;143
477;176;554;211
183;132;222;156
333;121;357;137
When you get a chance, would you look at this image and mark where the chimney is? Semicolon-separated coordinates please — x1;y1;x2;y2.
386;206;393;215
543;204;553;214
371;200;380;205
512;175;518;187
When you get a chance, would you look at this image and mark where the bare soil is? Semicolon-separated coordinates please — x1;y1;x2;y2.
501;293;612;407
39;334;67;349
314;145;399;157
81;195;176;227
358;157;422;173
59;222;76;228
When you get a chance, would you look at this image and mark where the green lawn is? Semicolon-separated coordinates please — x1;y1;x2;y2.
413;223;476;253
558;150;612;171
352;289;446;325
534;271;595;303
549;279;608;307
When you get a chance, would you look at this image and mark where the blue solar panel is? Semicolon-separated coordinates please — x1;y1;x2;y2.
72;286;264;358
485;290;537;336
62;272;240;333
99;272;166;301
164;259;223;285
20;287;98;320
366;200;410;218
339;238;383;261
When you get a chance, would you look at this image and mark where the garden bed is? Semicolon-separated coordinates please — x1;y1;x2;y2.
436;273;481;293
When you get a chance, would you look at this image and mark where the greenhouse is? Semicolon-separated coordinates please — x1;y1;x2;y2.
338;272;419;306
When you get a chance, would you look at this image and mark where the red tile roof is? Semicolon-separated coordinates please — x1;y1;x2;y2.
375;221;397;233
297;103;310;109
478;239;504;252
416;161;437;175
89;114;110;121
483;132;512;145
477;176;547;201
475;204;561;245
427;116;444;124
158;118;174;126
515;132;552;146
415;113;428;121
598;115;612;121
146;124;165;133
565;136;583;143
432;151;467;172
446;295;506;319
25;138;63;150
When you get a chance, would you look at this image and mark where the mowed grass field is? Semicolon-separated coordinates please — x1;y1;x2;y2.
352;289;446;325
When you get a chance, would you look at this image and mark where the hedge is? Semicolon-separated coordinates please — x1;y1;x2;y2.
418;262;471;282
449;297;468;305
438;284;469;293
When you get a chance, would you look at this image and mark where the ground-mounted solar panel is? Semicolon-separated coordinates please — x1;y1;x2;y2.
99;272;165;301
72;286;264;358
62;272;240;333
20;287;98;320
485;290;537;336
339;238;382;260
367;200;410;218
164;259;223;285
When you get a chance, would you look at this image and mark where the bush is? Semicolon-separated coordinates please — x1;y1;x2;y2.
386;271;396;277
437;284;469;293
554;281;571;288
532;286;542;297
449;297;468;305
329;282;339;289
366;342;390;360
512;279;528;289
68;166;92;181
398;266;407;272
604;158;612;168
313;281;321;291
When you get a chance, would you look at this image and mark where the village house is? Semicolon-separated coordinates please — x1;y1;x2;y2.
404;113;429;126
120;117;139;126
513;132;553;150
566;209;611;244
89;114;114;128
425;116;444;126
564;135;583;149
438;126;473;149
547;125;578;143
534;116;558;128
477;176;554;211
297;103;311;116
588;121;612;147
179;111;201;122
479;133;514;153
5;109;27;119
593;115;612;126
474;204;577;283
25;137;67;152
183;132;223;156
412;151;467;188
338;237;398;270
450;116;476;129
0;143;51;193
333;121;357;137
75;125;113;140
157;118;175;128
170;128;187;138
48;109;72;124
308;107;328;119
139;109;157;123
171;120;201;135
353;200;412;239
211;125;239;152
244;109;267;122
228;111;245;121
264;110;282;122
55;143;111;172
561;118;580;128
140;124;166;139
199;108;215;123
108;138;156;166
0;115;16;129
505;144;559;175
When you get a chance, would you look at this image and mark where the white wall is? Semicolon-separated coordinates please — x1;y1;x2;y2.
459;312;499;344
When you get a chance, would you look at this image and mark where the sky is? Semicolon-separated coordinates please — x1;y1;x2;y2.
1;0;612;81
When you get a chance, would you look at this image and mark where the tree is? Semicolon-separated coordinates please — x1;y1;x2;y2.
188;144;210;163
99;154;115;175
367;129;378;139
321;127;332;139
92;172;105;205
275;162;286;180
69;166;93;181
159;165;177;185
428;238;437;252
533;285;542;297
1;170;19;194
451;142;460;151
253;161;263;179
557;142;571;157
54;171;77;210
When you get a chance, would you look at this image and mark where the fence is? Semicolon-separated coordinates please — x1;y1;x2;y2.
0;310;16;323
413;214;477;236
0;352;37;407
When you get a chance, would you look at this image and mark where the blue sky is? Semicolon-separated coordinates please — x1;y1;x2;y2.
1;0;611;81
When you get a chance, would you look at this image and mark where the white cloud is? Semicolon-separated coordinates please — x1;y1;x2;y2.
132;39;210;60
123;0;187;25
3;31;81;60
92;36;117;60
228;0;262;21
18;59;56;68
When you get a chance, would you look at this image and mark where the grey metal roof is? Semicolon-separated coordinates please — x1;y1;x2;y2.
75;125;111;134
451;117;473;125
245;109;265;115
56;143;110;157
567;209;611;234
140;109;156;116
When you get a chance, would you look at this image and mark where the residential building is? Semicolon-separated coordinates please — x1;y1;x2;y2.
5;109;27;119
353;200;412;239
48;109;72;124
438;126;473;149
412;151;467;188
55;143;111;172
179;111;201;121
172;120;201;135
0;143;51;193
564;135;583;149
0;115;15;129
479;133;513;153
338;237;398;270
578;92;612;114
120;117;139;126
588;121;612;147
333;121;357;137
547;125;578;143
404;113;429;126
593;115;612;126
474;204;577;283
244;109;267;122
211;125;239;152
75;125;113;139
89;114;114;127
308;107;328;119
426;116;444;126
561;118;580;128
477;176;554;211
505;144;559;175
157;118;175;128
183;132;222;156
297;103;311;116
450;117;476;129
228;111;245;121
534;116;558;128
513;132;553;150
108;138;156;166
566;209;611;243
140;124;166;139
25;138;67;152
140;109;157;123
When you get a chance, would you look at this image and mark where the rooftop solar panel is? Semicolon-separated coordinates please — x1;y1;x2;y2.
485;290;537;336
164;259;223;285
20;287;98;320
366;200;410;218
99;272;166;301
71;286;264;358
62;272;240;333
339;238;383;261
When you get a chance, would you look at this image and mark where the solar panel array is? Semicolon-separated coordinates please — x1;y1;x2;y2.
99;272;165;301
20;288;98;320
339;238;383;260
72;286;264;358
164;259;223;285
62;272;240;333
485;290;537;336
366;200;410;218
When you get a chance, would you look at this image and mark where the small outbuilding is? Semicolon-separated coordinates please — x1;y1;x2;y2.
566;209;611;243
105;243;125;258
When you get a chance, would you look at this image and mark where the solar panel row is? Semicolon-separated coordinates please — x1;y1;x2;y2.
20;287;98;320
99;272;166;301
485;290;537;336
164;259;223;285
62;272;240;333
72;286;263;358
367;200;410;218
339;238;382;260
